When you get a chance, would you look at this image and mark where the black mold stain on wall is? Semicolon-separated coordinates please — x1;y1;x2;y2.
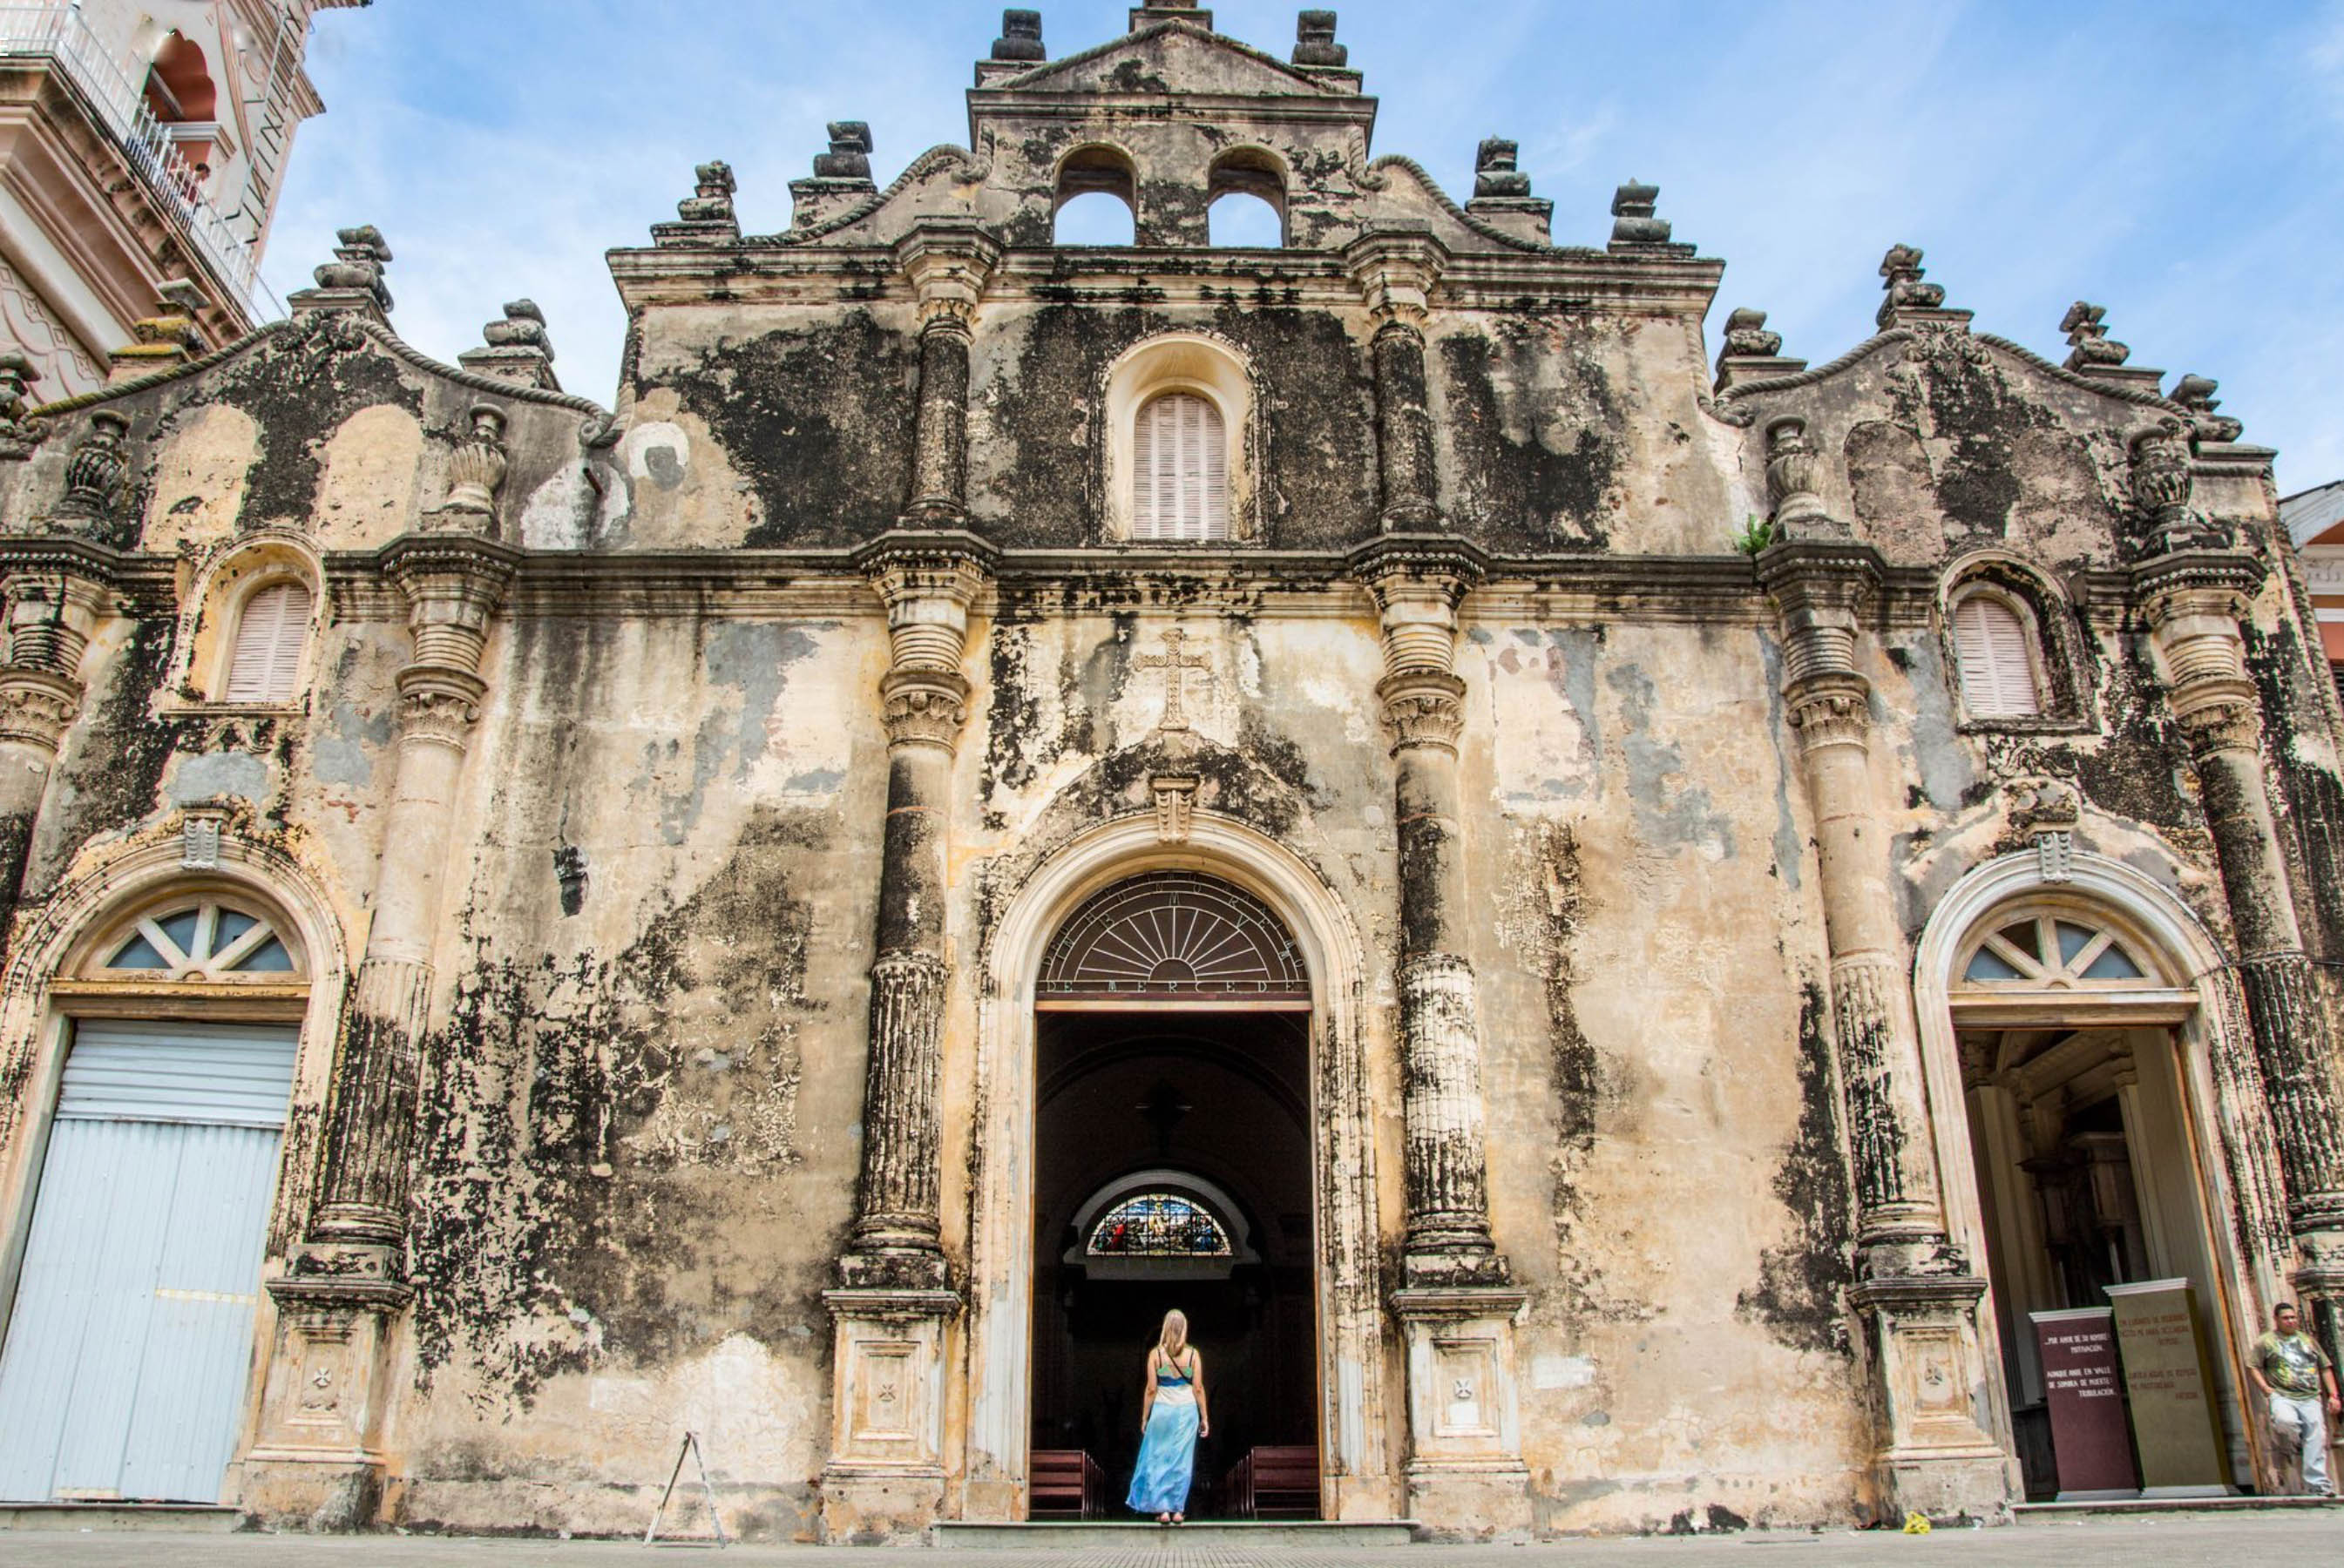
1736;977;1855;1355
26;618;180;899
1900;349;2053;540
1435;325;1617;551
408;809;827;1407
653;311;918;546
210;336;423;532
2246;617;2344;963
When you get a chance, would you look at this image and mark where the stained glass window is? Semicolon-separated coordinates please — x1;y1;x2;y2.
1087;1193;1233;1258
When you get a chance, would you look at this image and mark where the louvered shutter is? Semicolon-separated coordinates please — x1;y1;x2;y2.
1953;595;2042;718
1130;394;1228;542
224;582;309;703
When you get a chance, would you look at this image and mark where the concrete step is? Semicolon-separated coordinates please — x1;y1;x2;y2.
932;1519;1419;1550
2014;1494;2343;1524
0;1503;245;1532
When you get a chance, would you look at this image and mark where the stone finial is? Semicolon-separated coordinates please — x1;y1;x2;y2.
1724;308;1781;359
1473;139;1531;199
2170;374;2244;444
0;352;39;461
1873;242;1973;333
813;122;876;184
290;226;394;321
1293;10;1348;67
459;300;561;392
1713;307;1805;392
1608;180;1671;247
2059;301;2129;370
109;282;207;383
654;160;741;247
1764;415;1831;534
51;410;130;534
992;8;1045;60
2127;422;2228;557
432;402;511;530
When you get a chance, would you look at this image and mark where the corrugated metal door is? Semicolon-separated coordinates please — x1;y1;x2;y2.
0;1021;299;1503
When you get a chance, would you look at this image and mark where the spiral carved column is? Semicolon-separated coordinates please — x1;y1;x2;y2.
2136;548;2344;1373
1758;540;2005;1521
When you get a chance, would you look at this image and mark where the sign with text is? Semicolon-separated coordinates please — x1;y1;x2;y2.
2107;1279;2234;1497
2031;1307;2137;1499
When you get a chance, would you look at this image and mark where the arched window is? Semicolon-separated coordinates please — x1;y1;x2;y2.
142;31;219;183
1951;591;2043;719
1087;1191;1232;1258
93;895;302;980
222;580;310;704
1131;392;1228;542
1208;149;1286;248
1960;912;2147;989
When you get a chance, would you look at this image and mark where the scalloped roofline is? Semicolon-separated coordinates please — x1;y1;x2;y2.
1714;326;2190;420
978;17;1350;99
30;317;617;424
746;144;986;247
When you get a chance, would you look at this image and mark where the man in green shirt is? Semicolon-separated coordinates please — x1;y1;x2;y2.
2250;1302;2340;1497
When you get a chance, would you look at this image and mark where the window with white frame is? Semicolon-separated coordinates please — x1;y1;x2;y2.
95;896;301;980
222;580;311;703
1131;391;1229;542
1951;591;2043;719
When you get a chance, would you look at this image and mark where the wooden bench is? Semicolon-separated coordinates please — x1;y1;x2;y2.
1222;1444;1318;1519
1030;1449;1105;1519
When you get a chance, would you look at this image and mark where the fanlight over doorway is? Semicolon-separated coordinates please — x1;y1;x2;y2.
96;899;300;980
1087;1192;1233;1258
1960;913;2146;987
1039;871;1308;1009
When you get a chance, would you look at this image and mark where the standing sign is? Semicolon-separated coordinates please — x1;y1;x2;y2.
2106;1279;2234;1497
2030;1308;2137;1499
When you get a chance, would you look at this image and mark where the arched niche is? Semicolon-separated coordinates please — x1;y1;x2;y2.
1053;144;1137;246
1101;333;1256;544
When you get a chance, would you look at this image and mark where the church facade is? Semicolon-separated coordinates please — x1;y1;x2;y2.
0;2;2337;1542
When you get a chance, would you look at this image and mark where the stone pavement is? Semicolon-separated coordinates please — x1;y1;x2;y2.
4;1511;2344;1568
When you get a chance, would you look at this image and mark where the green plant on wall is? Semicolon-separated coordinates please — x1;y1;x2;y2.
1733;513;1776;556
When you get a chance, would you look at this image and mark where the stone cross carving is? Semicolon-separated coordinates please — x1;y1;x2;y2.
1135;626;1211;732
1134;628;1209;731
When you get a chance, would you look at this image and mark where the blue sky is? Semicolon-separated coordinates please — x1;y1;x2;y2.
268;1;2344;493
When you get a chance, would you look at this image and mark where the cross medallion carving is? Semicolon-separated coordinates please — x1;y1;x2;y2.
1135;626;1211;733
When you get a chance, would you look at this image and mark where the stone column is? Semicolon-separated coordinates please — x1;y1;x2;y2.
0;541;112;938
1352;555;1528;1532
246;533;516;1528
1346;226;1447;532
2135;545;2344;1364
822;530;992;1540
1758;533;2007;1521
896;220;999;526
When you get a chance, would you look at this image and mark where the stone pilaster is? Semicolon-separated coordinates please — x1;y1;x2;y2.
822;529;991;1540
0;539;113;944
247;533;515;1527
897;221;999;525
1352;535;1527;1534
1346;226;1447;531
1758;539;2007;1520
2134;546;2344;1368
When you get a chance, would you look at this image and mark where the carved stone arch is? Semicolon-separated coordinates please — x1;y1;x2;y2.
959;808;1393;1523
0;815;356;1297
1911;848;2293;1469
1937;548;2092;732
170;530;327;710
1207;145;1290;244
1097;330;1263;544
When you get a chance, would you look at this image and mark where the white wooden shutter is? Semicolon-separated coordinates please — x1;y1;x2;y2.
1130;394;1228;542
223;582;309;703
1953;595;2042;717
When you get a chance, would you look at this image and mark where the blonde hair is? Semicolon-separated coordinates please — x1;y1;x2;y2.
1156;1308;1189;1362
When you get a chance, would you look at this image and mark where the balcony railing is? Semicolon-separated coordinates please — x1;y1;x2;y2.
0;4;282;324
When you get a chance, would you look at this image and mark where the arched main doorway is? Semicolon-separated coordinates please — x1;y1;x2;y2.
1916;855;2283;1500
1028;872;1318;1517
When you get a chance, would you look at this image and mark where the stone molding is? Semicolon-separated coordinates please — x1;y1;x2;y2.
0;666;83;753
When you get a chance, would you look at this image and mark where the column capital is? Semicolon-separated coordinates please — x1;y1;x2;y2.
896;217;1002;327
1348;533;1488;604
382;533;522;617
1345;222;1449;329
1757;539;1884;690
2131;549;2265;747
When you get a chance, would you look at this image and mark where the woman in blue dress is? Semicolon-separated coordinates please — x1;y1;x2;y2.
1127;1308;1209;1523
